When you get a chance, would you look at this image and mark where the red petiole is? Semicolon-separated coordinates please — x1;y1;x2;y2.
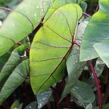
88;61;102;109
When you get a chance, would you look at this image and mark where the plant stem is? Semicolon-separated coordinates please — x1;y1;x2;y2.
88;61;102;109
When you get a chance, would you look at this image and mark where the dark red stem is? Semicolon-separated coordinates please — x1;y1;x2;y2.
88;61;102;109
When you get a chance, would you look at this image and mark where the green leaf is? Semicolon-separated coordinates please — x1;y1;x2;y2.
37;88;52;109
0;45;26;88
0;59;29;104
30;4;82;94
80;0;109;61
94;39;109;67
0;0;55;57
71;81;95;107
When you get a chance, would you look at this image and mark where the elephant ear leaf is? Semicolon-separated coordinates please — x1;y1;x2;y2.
30;4;82;94
0;0;55;57
80;0;109;61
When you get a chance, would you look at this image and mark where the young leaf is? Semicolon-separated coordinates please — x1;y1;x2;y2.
0;59;29;104
30;4;82;94
80;0;109;61
71;81;95;107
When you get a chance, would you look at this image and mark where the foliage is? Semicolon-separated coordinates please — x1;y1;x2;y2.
0;0;109;109
30;3;82;94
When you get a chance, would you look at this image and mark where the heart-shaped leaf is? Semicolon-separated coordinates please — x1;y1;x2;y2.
30;4;82;94
80;0;109;61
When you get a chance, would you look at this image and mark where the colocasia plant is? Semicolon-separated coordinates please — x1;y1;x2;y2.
0;0;109;109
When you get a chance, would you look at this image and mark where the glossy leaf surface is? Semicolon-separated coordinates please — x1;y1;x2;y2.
80;0;109;62
30;4;82;94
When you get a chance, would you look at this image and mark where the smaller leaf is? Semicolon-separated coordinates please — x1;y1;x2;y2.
0;45;26;88
0;59;29;104
71;81;95;107
37;88;52;109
